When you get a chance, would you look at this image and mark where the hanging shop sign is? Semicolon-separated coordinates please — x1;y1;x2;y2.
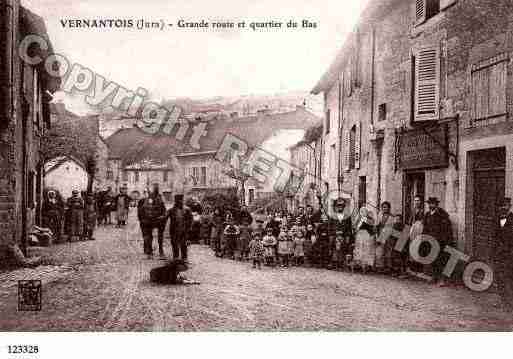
398;125;449;170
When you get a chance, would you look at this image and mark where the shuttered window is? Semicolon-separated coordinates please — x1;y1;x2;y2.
355;123;361;169
325;109;331;134
349;125;356;170
471;55;508;122
416;0;440;25
343;128;350;172
414;46;440;122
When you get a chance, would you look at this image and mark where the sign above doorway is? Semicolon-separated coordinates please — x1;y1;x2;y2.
397;125;449;170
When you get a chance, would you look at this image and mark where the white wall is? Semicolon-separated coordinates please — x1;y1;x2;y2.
45;160;89;199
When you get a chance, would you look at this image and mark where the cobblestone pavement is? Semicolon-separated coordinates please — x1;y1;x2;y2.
1;211;513;331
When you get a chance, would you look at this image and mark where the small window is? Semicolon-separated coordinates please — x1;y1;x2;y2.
249;189;255;204
106;170;113;180
134;172;139;183
378;103;387;122
163;171;168;182
416;0;440;25
201;167;207;186
325;109;331;135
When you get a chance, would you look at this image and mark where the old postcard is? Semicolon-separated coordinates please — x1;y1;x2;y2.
0;0;513;349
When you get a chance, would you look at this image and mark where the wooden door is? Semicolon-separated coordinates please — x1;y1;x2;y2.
473;169;505;264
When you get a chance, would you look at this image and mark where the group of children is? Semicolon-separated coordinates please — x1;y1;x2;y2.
213;213;352;271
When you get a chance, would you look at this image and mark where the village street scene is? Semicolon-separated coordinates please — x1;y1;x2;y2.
1;0;513;332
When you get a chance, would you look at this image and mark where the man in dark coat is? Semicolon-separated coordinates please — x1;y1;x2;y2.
422;197;453;285
138;183;167;258
497;197;513;308
328;198;353;242
167;194;193;261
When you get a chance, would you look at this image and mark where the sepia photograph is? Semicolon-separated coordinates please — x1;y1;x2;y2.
0;0;513;351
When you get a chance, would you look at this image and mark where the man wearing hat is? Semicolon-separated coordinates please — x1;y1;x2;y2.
138;183;167;258
422;197;453;285
167;194;193;261
328;198;354;258
497;197;513;307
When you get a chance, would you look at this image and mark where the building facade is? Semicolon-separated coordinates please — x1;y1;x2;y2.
312;0;513;278
44;156;88;199
288;122;324;212
0;1;60;256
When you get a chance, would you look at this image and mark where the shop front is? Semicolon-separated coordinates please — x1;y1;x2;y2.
397;124;450;223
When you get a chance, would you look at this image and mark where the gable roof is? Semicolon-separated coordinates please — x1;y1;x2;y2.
44;155;86;175
105;107;320;164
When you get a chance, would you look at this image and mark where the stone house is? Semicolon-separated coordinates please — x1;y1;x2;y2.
288;121;324;212
44;156;88;199
102;106;319;205
0;2;60;258
312;0;513;278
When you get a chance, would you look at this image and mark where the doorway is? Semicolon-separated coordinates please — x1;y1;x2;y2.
471;147;506;266
404;172;425;222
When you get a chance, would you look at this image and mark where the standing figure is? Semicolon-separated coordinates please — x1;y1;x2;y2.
102;187;114;225
422;197;453;286
138;184;167;258
188;197;203;244
211;207;224;256
376;201;395;274
277;231;290;267
222;213;240;259
497;197;513;308
352;207;376;273
262;228;277;266
249;233;265;269
408;195;425;274
115;186;131;227
327;198;353;269
200;212;213;246
304;224;315;267
317;214;331;268
238;222;252;261
84;194;97;240
66;190;85;241
293;228;306;267
168;194;193;261
42;190;64;243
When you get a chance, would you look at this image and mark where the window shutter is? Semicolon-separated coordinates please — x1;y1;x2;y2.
416;0;426;24
355;123;361;169
414;46;440;122
343;127;350;172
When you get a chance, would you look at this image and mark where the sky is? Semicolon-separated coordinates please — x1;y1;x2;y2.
21;0;369;115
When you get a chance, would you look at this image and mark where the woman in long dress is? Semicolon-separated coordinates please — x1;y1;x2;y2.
67;190;85;241
353;207;376;273
115;187;131;226
376;202;395;273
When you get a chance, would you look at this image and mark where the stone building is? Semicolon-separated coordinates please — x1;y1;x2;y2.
0;2;60;257
44;156;88;199
288;122;324;212
102;106;319;205
312;0;513;277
